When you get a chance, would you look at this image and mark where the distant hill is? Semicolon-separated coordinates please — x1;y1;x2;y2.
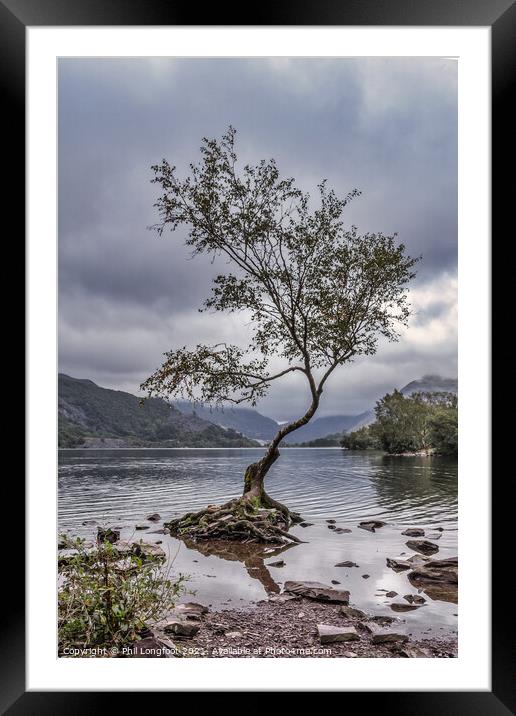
282;412;371;445
400;375;458;396
174;401;279;442
58;374;259;448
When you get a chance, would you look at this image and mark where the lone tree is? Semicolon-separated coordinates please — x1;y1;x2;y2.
142;127;419;544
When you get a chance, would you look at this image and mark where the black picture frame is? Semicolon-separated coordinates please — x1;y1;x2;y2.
6;0;509;709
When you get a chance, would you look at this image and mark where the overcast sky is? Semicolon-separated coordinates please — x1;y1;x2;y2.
58;57;457;421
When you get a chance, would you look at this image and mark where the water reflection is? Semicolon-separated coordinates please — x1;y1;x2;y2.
181;538;297;594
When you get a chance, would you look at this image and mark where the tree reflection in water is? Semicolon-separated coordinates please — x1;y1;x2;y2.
182;538;298;594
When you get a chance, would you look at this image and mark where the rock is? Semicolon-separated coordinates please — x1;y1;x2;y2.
299;522;314;528
358;520;386;532
149;528;168;534
327;525;337;530
135;524;150;530
386;558;412;572
408;556;458;603
317;624;360;644
115;540;166;561
163;620;200;637
284;581;350;604
268;593;300;604
370;627;409;644
390;603;422;612
267;560;286;568
407;554;430;566
403;594;426;605
370;615;396;625
174;602;209;620
362;574;370;579
406;539;439;555
385;591;398;598
344;651;358;657
82;519;97;526
225;630;243;638
334;528;352;533
97;527;120;544
331;580;341;585
334;561;358;568
131;636;174;658
399;645;433;658
427;533;442;540
146;513;161;522
340;605;367;619
326;519;336;524
401;528;425;537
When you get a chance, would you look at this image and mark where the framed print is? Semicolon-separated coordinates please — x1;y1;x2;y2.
4;0;511;707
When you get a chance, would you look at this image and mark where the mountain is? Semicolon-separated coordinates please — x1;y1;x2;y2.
282;412;371;445
174;401;279;442
400;375;458;396
58;374;259;448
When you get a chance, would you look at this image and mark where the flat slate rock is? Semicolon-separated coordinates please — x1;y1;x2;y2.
334;561;358;568
358;520;386;532
267;560;286;568
317;624;360;644
401;528;425;537
131;636;174;658
268;593;300;604
390;602;422;612
404;594;426;605
386;557;412;572
406;539;439;555
334;528;352;533
340;605;367;619
370;628;409;645
145;513;161;522
284;581;350;604
408;556;458;603
174;602;209;619
163;620;200;637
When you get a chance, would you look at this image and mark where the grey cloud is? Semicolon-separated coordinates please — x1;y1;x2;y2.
58;57;457;419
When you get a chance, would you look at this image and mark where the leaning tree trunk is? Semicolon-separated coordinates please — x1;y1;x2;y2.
165;396;320;544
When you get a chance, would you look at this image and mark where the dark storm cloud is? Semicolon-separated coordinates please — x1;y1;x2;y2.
58;57;457;418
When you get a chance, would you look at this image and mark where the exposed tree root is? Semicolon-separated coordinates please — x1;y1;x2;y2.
165;495;304;545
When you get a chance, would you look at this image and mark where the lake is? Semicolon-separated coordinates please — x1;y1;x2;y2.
58;448;458;638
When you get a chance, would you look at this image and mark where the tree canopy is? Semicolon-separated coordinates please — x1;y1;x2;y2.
141;127;419;411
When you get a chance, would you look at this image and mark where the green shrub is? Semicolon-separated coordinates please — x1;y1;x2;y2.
58;537;185;654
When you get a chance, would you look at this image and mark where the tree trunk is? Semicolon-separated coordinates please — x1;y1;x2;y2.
242;388;321;507
243;444;280;501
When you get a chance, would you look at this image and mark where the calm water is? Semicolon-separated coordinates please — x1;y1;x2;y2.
58;448;458;638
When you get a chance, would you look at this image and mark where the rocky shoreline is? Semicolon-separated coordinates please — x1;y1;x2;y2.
138;596;457;658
